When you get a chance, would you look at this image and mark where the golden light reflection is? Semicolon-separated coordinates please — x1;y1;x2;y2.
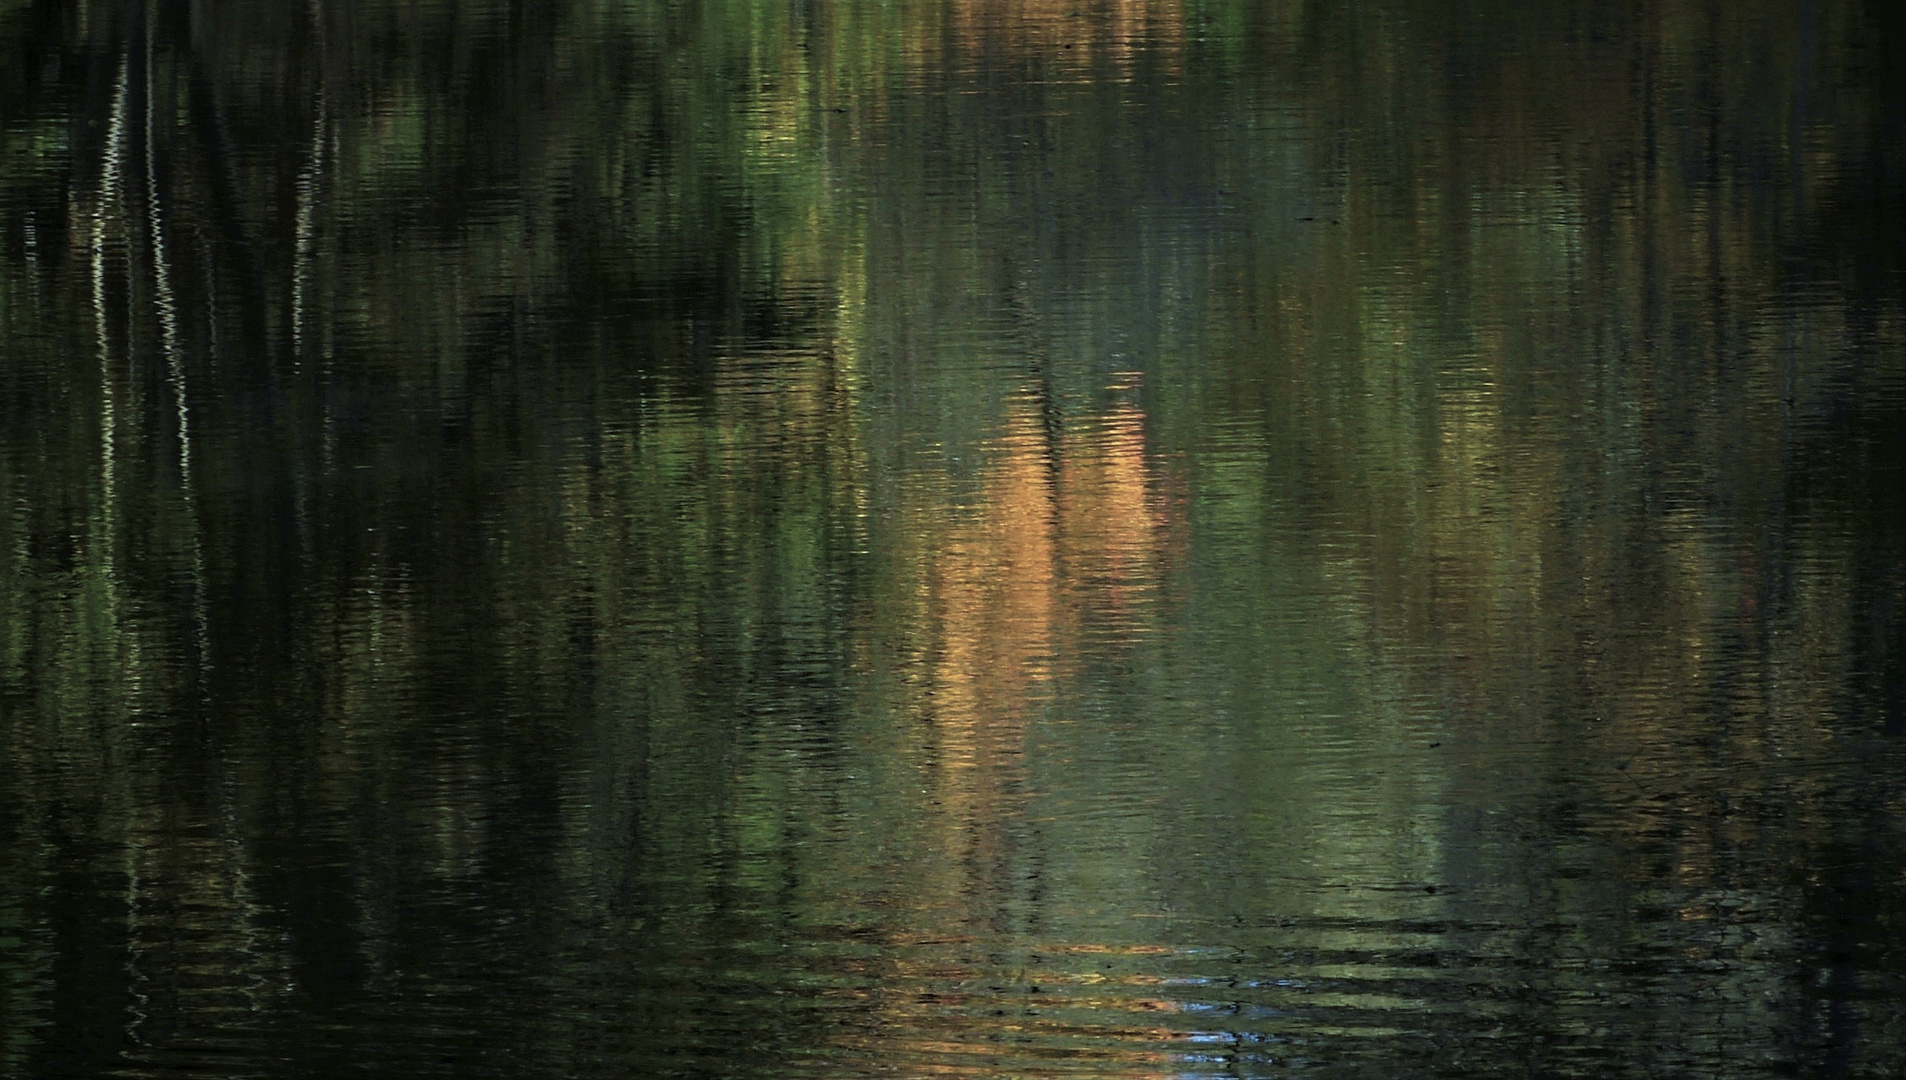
920;391;1058;868
856;384;1180;1071
1057;378;1171;641
919;383;1172;849
947;0;1185;73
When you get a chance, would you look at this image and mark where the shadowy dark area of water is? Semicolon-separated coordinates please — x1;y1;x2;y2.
3;1;1904;1076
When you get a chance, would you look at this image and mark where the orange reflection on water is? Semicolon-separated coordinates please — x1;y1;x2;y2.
1056;379;1172;642
921;391;1058;840
918;380;1173;829
947;0;1185;72
859;383;1181;1074
923;382;1173;798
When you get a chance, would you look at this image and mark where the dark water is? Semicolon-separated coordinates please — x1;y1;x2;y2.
3;0;1905;1076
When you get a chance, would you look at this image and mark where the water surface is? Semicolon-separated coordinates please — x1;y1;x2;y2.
3;0;1906;1076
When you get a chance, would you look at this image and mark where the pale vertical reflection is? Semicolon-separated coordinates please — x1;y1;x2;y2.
89;60;130;636
144;0;208;687
291;0;327;366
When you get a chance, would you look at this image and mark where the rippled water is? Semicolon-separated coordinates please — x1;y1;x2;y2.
3;0;1905;1076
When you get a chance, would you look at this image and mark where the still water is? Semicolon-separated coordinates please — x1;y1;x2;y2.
3;0;1905;1076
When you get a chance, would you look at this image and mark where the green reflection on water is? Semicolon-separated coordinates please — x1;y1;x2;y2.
2;0;1904;1076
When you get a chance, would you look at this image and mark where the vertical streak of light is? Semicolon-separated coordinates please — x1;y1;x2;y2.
22;213;37;284
144;0;210;688
291;0;327;369
100;52;152;1055
295;0;329;565
93;60;130;618
147;20;183;482
325;121;340;377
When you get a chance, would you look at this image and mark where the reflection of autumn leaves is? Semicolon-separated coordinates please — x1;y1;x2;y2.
877;387;1181;1068
925;387;1175;795
948;0;1184;67
927;396;1060;766
913;395;1057;904
1058;385;1175;644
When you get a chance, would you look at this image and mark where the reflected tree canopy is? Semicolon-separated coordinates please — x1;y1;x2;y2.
2;0;1904;1076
